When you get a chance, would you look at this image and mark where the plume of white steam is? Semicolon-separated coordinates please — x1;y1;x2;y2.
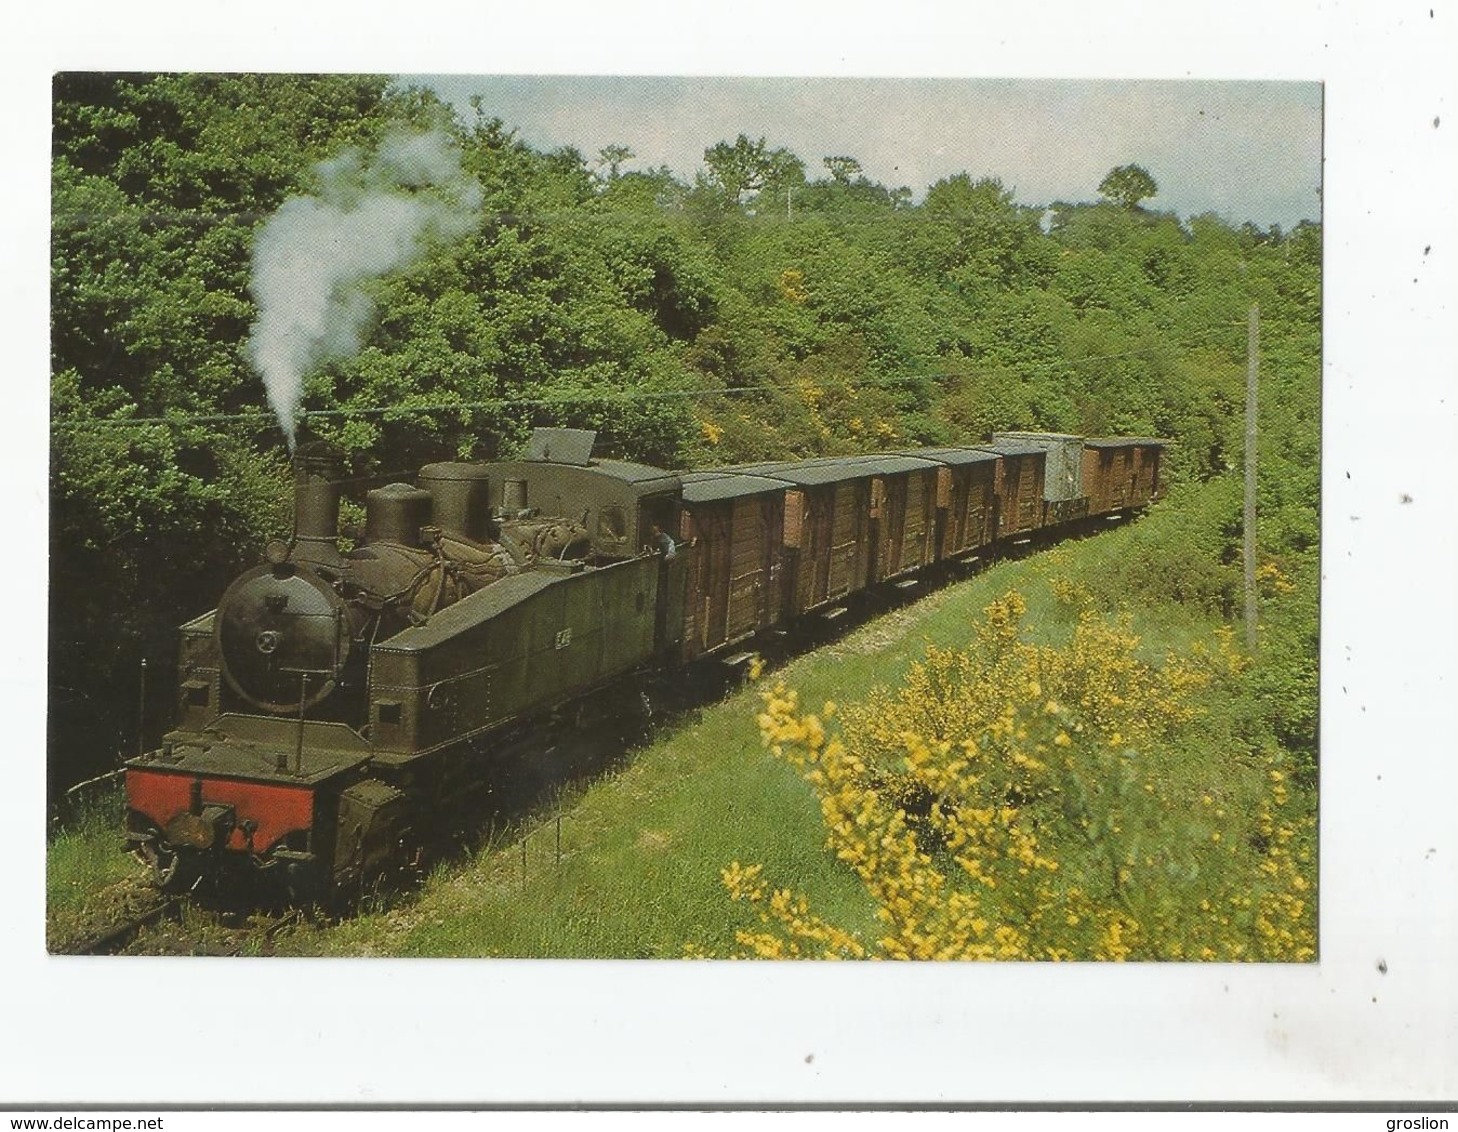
247;131;483;449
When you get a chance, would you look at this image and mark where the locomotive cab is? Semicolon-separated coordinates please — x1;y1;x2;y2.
486;428;682;562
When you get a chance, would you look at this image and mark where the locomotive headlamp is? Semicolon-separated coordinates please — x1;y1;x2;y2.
264;539;291;566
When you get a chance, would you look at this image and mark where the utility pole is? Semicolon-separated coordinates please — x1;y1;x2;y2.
1244;303;1259;653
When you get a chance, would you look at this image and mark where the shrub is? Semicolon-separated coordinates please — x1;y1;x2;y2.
715;592;1315;961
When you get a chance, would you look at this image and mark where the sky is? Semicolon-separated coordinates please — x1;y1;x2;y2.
411;75;1322;229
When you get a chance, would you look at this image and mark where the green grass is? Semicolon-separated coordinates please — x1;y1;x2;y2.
46;783;147;950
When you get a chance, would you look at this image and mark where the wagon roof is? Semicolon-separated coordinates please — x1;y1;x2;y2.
1084;436;1169;448
725;458;876;486
970;441;1048;458
680;470;792;503
845;453;943;475
994;431;1085;444
891;446;1001;466
733;450;961;483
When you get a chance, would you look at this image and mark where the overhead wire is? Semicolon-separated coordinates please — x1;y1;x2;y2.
50;335;1239;435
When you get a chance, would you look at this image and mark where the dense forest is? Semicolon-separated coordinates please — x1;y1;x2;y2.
49;74;1320;796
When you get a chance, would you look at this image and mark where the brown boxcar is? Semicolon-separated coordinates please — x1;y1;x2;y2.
893;447;1001;561
1082;438;1166;515
974;442;1048;538
677;471;788;661
731;459;874;617
847;454;941;583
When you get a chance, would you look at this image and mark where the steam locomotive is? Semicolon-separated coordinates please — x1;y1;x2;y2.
123;427;1164;899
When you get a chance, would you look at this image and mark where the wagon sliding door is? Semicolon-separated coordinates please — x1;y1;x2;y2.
698;507;733;650
827;480;867;600
1001;455;1045;534
966;463;997;550
901;469;935;572
724;494;782;641
782;488;820;616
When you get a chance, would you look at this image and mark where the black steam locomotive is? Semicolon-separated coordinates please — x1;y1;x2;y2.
124;427;1164;898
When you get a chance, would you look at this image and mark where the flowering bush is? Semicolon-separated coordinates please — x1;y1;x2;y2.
717;591;1315;961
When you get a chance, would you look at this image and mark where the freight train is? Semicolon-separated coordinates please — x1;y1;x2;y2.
123;427;1164;900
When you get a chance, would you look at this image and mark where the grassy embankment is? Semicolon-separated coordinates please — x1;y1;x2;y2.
46;475;1317;958
46;784;151;951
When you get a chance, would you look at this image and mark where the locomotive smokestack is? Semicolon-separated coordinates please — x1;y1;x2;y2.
291;442;345;567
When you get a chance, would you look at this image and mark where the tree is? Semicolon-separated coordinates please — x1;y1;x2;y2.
702;134;805;207
913;173;1053;289
596;143;634;182
1098;163;1158;210
822;155;862;185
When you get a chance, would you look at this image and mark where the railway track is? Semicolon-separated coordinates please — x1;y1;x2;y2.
219;909;303;956
75;895;304;956
76;895;185;955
